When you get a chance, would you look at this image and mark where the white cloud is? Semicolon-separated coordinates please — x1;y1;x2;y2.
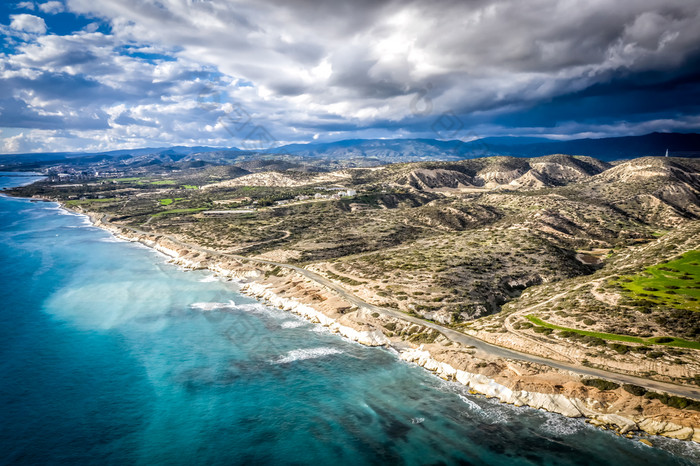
9;14;47;34
16;2;35;10
0;26;252;151
38;1;65;14
61;0;700;126
1;0;699;152
2;132;27;153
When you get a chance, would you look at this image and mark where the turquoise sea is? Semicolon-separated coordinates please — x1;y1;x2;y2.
1;172;699;465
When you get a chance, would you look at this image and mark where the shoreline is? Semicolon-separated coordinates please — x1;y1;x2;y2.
39;199;700;444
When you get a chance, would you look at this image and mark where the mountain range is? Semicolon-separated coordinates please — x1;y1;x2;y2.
1;132;699;171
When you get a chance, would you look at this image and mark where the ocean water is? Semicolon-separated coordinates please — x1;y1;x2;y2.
1;172;698;466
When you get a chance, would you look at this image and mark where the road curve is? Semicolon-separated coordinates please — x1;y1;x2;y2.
109;216;700;401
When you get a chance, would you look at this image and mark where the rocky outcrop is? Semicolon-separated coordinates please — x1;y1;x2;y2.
241;282;390;347
401;346;700;442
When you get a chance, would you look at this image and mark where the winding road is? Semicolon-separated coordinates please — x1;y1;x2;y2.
106;215;700;401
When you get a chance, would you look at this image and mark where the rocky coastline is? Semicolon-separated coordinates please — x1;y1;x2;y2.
74;205;700;444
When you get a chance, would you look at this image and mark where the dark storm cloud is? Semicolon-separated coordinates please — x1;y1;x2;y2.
1;0;699;152
490;51;700;128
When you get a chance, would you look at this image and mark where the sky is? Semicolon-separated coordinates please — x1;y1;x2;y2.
0;0;699;153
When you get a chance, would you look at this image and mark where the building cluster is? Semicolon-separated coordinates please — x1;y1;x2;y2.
44;168;98;182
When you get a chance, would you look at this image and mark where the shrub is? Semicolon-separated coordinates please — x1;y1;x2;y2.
582;379;620;391
408;332;438;344
609;343;630;354
644;392;700;411
622;384;647;397
264;266;283;278
653;337;674;344
582;335;606;347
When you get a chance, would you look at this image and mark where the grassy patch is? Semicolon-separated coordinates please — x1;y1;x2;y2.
526;315;700;350
527;315;644;343
106;177;176;185
152;208;207;217
65;198;118;206
159;197;184;206
617;250;700;312
183;185;199;189
147;180;176;185
105;177;142;182
648;336;700;349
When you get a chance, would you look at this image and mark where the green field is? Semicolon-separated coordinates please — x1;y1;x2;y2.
526;315;700;349
65;198;118;206
106;177;142;183
152;208;207;217
159;197;184;206
182;185;199;189
617;250;700;312
148;180;176;185
104;177;178;186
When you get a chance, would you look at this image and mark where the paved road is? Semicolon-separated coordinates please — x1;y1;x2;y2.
108;216;700;401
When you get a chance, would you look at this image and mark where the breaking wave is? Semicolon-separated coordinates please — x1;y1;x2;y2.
280;320;305;329
540;413;587;436
273;347;343;364
198;275;219;283
190;301;236;311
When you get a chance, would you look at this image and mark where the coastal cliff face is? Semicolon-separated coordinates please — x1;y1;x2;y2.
241;281;390;347
85;211;700;443
400;347;700;442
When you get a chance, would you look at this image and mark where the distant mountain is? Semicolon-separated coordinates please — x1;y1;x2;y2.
495;132;700;161
267;132;700;162
1;132;698;171
470;136;554;146
0;145;239;169
266;138;469;161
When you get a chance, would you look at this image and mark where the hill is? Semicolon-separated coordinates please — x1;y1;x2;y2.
9;152;700;388
2;132;698;172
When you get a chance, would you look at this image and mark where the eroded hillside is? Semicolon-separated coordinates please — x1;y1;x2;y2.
10;154;700;381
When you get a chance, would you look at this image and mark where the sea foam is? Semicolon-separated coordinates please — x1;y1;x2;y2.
273;347;343;364
190;301;236;311
198;275;219;283
280;320;305;329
